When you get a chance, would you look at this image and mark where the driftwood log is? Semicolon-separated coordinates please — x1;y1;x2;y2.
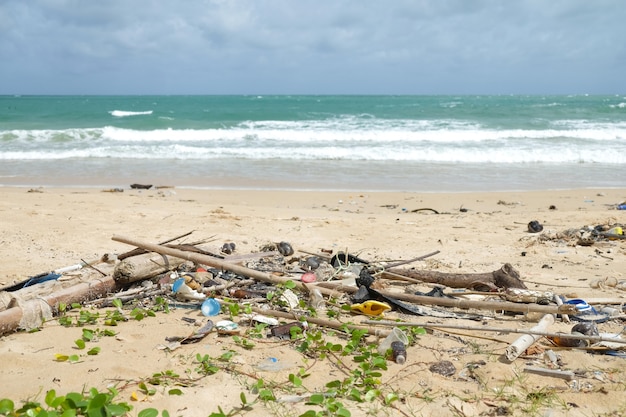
114;252;189;285
0;276;116;336
385;263;526;290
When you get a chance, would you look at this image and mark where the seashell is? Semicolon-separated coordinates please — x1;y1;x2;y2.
221;242;236;254
527;220;544;233
304;256;320;270
277;241;294;256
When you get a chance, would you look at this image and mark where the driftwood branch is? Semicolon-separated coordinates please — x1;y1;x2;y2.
117;231;197;260
385;263;527;290
363;319;626;345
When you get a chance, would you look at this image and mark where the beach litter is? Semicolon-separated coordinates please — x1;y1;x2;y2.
1;229;625;383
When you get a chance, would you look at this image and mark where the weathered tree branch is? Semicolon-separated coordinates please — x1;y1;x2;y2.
385;263;527;290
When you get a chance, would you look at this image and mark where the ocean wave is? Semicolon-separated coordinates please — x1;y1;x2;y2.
109;110;153;117
3;122;624;144
2;142;624;164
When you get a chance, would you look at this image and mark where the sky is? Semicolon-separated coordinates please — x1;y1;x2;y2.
0;0;624;95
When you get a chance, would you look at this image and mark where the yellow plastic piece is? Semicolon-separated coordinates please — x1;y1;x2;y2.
350;300;392;317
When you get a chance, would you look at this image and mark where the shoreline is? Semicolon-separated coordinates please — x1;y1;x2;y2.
2;182;625;193
2;158;624;194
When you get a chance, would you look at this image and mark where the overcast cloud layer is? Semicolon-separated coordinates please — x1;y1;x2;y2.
0;0;624;95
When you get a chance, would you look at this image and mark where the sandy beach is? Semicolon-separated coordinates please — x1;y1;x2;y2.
1;185;625;417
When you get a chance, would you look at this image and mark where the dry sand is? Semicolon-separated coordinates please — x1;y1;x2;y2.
1;186;625;416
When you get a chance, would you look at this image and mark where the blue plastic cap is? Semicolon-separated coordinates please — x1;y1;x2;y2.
172;278;185;293
201;298;221;316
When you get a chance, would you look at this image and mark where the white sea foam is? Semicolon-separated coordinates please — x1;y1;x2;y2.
2;141;623;164
2;117;625;164
109;110;153;117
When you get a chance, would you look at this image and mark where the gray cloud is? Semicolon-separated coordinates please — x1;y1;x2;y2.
0;0;623;94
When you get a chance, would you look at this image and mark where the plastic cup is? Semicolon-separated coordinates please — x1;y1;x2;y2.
201;298;221;316
377;327;409;356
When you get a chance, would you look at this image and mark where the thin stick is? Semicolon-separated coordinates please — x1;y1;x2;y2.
374;250;441;270
361;319;626;345
220;302;391;337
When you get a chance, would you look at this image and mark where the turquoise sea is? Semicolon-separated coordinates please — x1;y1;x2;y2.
1;95;625;191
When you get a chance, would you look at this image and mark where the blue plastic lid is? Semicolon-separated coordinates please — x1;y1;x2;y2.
201;298;221;316
172;278;185;293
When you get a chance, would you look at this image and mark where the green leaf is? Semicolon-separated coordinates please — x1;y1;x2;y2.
412;326;427;335
349;388;362;402
209;407;226;417
137;408;159;417
239;392;247;405
68;355;80;363
364;389;380;402
329;343;342;352
87;347;101;355
288;373;302;387
384;392;399;404
336;407;351;417
45;390;57;407
82;329;94;341
88;393;108;409
168;389;183;396
257;389;275;402
284;280;296;289
0;398;15;414
306;394;325;405
106;404;131;416
326;380;341;389
74;339;86;349
112;299;123;309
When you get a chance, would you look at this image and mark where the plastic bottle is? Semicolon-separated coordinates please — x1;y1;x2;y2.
391;341;407;364
269;321;308;339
